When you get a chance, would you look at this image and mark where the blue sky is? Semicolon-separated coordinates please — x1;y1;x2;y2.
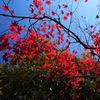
0;0;100;63
78;0;99;23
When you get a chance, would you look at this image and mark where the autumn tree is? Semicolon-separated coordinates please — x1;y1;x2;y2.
0;0;99;58
0;0;100;100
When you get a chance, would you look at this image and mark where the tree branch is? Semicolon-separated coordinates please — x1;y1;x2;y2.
0;13;96;50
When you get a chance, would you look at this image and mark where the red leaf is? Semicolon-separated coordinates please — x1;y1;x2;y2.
51;24;55;29
43;22;46;26
75;0;78;2
11;10;14;15
70;12;72;16
33;14;37;18
52;11;55;16
41;27;46;32
39;6;44;11
46;0;51;6
66;12;69;17
3;5;8;11
64;16;67;20
30;8;34;13
90;25;94;29
9;21;18;32
10;34;17;40
64;4;68;8
85;0;88;3
63;4;68;8
61;10;64;15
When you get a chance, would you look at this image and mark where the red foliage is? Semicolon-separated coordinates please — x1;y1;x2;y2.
0;28;99;89
3;5;8;11
0;0;100;99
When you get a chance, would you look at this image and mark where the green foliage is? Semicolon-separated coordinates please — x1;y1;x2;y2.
0;64;72;100
0;64;40;100
79;78;100;100
0;63;100;100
